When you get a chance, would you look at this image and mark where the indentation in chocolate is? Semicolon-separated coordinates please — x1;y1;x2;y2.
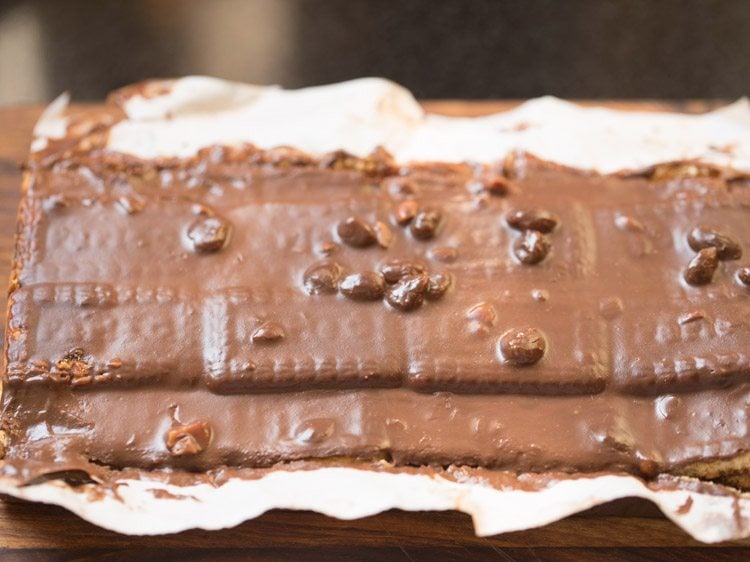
512;230;551;265
303;261;343;295
42;194;69;213
187;216;231;253
506;209;558;233
428;246;458;263
165;421;213;456
106;357;122;370
599;297;624;320
531;289;549;302
497;328;547;366
336;216;377;248
373;220;393;249
393;199;418;225
115;194;145;215
678;310;706;325
738;266;750;286
317;242;339;256
295;419;335;444
687;226;742;261
426;272;451;300
384;176;417;198
684;247;719;286
655;395;682;420
467;175;509;197
614;214;645;233
339;271;386;301
386;273;428;311
379;259;426;284
250;322;285;343
410;208;442;240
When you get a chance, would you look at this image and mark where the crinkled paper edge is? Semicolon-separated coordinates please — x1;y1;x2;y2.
1;469;749;542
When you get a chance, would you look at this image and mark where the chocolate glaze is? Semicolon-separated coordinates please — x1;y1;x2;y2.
3;112;750;483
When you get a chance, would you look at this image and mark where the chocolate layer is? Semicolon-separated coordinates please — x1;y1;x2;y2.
3;123;750;478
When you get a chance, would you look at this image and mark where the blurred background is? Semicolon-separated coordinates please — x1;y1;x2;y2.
0;0;749;106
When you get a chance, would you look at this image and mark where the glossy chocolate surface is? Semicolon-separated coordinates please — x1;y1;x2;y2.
3;119;750;479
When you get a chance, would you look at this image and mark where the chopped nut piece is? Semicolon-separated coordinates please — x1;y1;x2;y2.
251;322;285;343
373;221;393;248
166;421;213;456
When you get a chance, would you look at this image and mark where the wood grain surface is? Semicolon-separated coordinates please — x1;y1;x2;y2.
0;101;748;561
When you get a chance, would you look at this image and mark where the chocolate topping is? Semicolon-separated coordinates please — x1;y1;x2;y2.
5;128;750;483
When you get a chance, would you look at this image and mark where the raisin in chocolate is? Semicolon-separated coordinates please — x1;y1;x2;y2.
336;217;377;248
303;261;342;295
513;230;551;265
339;272;386;301
498;327;547;366
379;259;426;283
187;216;231;252
426;272;451;300
684;247;719;286
386;274;429;311
506;209;558;233
410;209;442;240
393;200;419;226
687;226;742;260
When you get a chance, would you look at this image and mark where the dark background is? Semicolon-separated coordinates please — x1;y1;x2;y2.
0;0;749;105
